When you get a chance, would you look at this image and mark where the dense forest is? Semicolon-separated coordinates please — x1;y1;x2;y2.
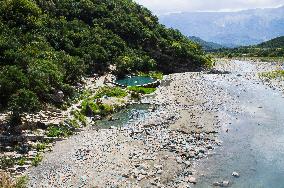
214;36;284;57
0;0;212;122
257;36;284;49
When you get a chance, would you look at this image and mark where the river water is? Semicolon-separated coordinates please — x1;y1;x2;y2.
194;61;284;188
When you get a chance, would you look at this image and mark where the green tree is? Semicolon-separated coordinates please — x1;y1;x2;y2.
8;89;40;133
0;66;29;107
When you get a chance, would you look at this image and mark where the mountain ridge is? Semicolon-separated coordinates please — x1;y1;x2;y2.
159;6;284;46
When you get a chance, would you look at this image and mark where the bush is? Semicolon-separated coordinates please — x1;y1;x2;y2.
28;59;64;100
8;89;41;129
8;89;41;114
0;157;15;169
35;142;47;152
31;153;43;167
71;110;87;127
17;157;26;166
0;66;29;107
130;92;141;100
81;99;114;117
46;124;73;137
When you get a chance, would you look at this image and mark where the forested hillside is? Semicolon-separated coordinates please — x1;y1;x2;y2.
214;36;284;58
257;36;284;48
0;0;211;114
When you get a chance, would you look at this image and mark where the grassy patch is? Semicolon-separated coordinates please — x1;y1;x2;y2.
94;87;127;99
260;70;284;80
81;100;115;117
128;86;156;94
138;71;163;80
46;124;73;138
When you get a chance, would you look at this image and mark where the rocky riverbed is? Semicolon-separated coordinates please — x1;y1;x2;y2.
26;59;284;187
26;66;235;187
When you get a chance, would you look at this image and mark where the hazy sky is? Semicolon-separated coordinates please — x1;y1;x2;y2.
134;0;284;15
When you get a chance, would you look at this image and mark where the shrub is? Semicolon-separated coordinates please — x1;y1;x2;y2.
31;153;43;167
0;66;29;107
130;92;141;100
71;110;87;127
46;124;73;138
28;59;64;100
98;103;114;116
0;157;15;169
15;175;28;188
8;89;41;129
260;70;284;80
81;99;114;117
35;142;47;152
17;157;26;166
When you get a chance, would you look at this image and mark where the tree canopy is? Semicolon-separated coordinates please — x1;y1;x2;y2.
0;0;211;113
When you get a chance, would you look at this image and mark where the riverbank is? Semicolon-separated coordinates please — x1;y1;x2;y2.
26;65;235;187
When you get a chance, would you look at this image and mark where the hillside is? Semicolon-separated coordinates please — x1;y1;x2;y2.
257;36;284;48
214;36;284;57
189;36;224;51
0;0;211;114
159;6;284;46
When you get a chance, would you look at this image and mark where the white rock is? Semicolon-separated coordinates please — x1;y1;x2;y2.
222;181;230;187
187;176;197;184
232;171;240;177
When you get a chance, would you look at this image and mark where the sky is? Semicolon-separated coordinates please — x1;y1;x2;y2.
134;0;284;15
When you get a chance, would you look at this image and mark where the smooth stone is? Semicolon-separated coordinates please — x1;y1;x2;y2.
232;171;240;177
222;181;230;187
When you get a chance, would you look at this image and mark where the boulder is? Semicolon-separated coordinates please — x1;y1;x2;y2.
53;90;65;103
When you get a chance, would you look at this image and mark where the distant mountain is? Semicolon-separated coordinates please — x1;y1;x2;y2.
257;36;284;48
159;6;284;47
189;36;224;51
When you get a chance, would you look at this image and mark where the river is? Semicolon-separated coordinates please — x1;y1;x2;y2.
194;60;284;188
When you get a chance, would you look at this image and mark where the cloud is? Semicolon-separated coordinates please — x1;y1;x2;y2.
134;0;284;15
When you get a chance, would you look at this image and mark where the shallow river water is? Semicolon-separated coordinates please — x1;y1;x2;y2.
194;61;284;188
